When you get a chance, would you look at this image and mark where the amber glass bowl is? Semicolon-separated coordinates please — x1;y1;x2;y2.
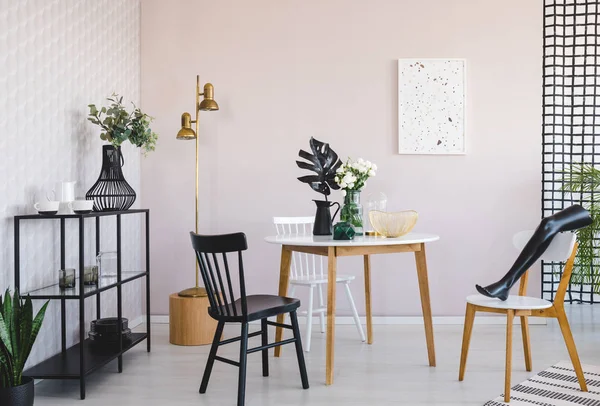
368;210;418;237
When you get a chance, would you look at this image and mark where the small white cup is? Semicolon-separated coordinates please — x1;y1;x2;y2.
34;201;60;214
68;200;94;213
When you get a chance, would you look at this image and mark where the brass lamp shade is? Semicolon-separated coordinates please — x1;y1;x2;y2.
176;112;196;140
199;83;219;111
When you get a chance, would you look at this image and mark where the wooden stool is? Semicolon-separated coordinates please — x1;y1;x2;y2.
169;293;218;346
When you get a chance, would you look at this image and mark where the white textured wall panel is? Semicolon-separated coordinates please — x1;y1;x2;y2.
0;0;142;367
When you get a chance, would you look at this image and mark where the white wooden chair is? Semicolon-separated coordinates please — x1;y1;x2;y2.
459;231;587;403
273;216;366;351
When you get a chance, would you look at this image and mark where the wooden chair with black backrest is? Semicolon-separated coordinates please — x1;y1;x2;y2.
190;231;309;406
458;231;588;403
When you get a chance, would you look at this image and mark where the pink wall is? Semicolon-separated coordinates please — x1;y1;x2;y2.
140;0;543;316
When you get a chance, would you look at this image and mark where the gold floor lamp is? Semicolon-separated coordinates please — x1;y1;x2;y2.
176;75;219;298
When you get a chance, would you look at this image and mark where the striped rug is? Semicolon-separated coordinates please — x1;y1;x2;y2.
485;361;600;405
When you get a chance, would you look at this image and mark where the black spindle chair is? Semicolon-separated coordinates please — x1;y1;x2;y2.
190;232;309;406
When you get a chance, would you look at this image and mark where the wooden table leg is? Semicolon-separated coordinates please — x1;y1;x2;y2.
363;254;373;344
414;244;436;367
326;246;337;385
275;246;292;357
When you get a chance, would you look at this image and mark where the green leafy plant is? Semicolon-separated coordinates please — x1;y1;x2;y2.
0;290;49;388
561;163;600;291
87;94;158;155
296;137;342;200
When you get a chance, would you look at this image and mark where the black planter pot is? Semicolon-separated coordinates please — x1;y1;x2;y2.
86;145;136;211
0;377;34;406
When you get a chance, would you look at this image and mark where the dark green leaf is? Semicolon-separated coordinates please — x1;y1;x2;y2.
297;175;320;183
10;290;20;382
2;292;12;356
296;137;341;197
17;296;33;379
0;308;12;357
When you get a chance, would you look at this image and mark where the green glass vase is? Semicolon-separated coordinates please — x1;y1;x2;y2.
333;222;356;240
340;190;363;235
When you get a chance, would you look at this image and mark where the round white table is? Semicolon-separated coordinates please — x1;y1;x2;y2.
265;232;440;385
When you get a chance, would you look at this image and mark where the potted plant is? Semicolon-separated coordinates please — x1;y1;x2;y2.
561;163;600;300
0;290;49;406
86;94;158;211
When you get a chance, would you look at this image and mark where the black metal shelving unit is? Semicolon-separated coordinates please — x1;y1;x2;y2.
14;209;151;400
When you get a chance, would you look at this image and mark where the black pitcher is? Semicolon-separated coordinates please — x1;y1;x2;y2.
312;200;341;235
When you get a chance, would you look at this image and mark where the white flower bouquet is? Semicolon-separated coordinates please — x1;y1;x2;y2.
334;158;377;196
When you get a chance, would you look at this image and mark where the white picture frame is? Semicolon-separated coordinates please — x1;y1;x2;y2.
398;58;467;155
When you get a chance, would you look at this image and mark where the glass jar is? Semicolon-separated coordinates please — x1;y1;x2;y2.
97;251;118;278
59;268;76;289
365;192;388;236
340;190;363;235
84;265;99;285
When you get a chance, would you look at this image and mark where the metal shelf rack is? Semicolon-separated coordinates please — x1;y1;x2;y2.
14;209;151;400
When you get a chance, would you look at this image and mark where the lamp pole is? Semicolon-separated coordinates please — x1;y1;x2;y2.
176;75;219;298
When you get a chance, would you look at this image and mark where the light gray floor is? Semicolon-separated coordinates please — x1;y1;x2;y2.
34;305;600;405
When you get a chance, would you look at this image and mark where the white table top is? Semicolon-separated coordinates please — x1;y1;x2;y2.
264;232;440;247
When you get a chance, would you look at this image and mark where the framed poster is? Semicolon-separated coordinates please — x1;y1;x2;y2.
398;58;466;155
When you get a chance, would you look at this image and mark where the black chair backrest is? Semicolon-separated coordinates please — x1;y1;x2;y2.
190;232;249;318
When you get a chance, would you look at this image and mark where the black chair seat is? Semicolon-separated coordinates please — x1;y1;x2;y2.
209;295;301;322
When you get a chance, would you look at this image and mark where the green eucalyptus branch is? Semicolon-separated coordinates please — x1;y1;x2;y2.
87;93;158;155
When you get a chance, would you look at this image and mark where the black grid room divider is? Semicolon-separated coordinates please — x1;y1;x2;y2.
542;0;600;303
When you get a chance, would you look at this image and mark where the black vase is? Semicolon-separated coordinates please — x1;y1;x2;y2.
0;376;34;406
312;200;341;235
86;145;136;211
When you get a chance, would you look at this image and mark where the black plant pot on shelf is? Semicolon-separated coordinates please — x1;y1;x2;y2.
0;376;34;406
86;145;136;211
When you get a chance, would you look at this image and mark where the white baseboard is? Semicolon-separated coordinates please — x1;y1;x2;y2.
147;315;546;325
129;315;146;328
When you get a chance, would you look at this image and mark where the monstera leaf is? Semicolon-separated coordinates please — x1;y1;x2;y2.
296;137;342;198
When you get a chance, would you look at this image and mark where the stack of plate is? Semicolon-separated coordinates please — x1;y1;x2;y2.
89;317;132;348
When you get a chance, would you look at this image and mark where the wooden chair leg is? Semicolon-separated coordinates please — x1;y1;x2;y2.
458;303;476;381
520;315;532;372
305;285;314;352
556;308;588;392
238;322;249;406
505;310;515;403
261;318;269;377
290;311;310;389
200;320;225;393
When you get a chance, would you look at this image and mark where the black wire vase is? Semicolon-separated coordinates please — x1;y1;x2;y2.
86;145;136;211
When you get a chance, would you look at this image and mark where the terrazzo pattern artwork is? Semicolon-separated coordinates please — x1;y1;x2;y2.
398;59;466;154
0;0;143;367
